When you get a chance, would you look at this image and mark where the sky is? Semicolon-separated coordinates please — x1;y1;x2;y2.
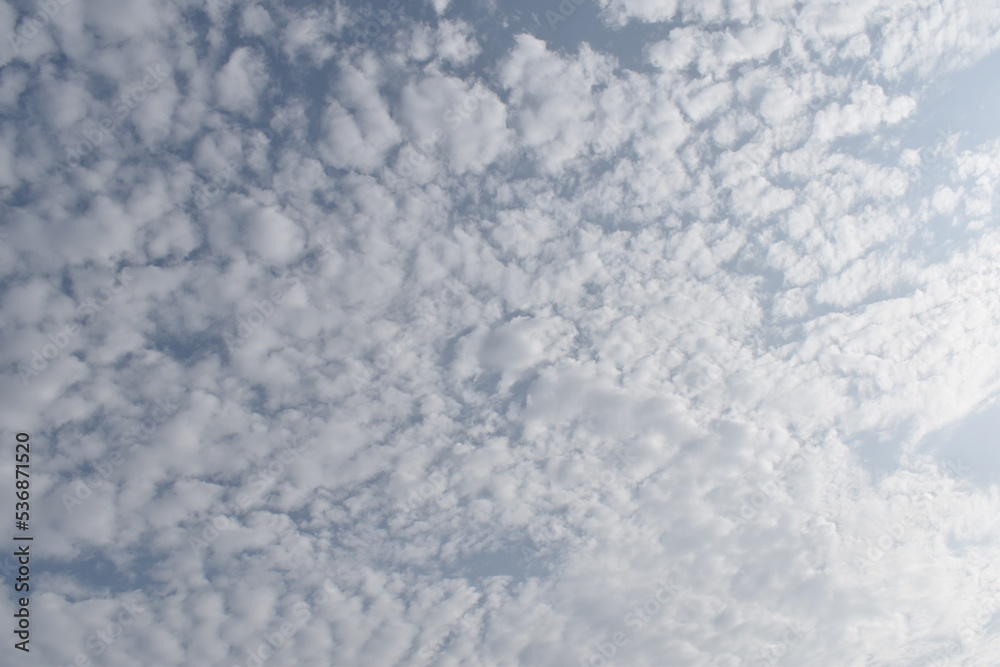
1;0;1000;665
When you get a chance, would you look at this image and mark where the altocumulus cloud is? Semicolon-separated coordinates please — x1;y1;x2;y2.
2;0;1000;665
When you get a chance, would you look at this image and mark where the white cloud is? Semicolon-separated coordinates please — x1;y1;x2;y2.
5;1;1000;665
241;5;275;37
429;0;452;15
317;61;401;173
434;19;480;65
599;0;678;26
215;47;269;116
500;36;616;172
398;73;511;173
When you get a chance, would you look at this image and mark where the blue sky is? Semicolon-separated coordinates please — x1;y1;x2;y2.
2;0;1000;665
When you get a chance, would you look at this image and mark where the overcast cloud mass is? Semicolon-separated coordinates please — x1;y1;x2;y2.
2;0;1000;665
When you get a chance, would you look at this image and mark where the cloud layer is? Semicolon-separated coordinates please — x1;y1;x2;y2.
2;0;1000;664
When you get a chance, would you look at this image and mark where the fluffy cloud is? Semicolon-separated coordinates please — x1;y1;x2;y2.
4;0;1000;664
